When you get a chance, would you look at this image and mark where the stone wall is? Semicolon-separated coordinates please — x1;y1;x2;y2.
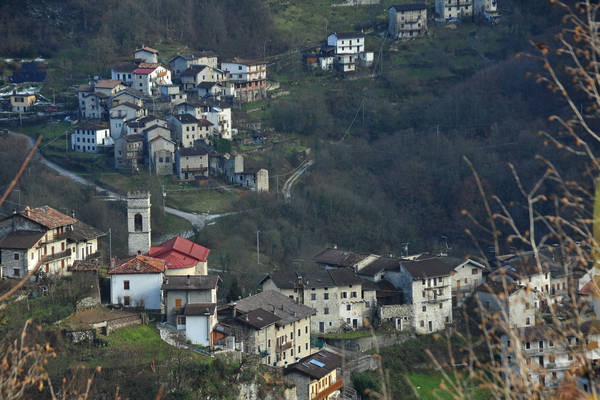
106;314;142;334
322;331;415;353
65;329;96;344
379;303;414;331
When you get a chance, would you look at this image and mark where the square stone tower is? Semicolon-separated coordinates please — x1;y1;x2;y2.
127;191;151;256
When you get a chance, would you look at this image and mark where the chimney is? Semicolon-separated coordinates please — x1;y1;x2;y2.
110;257;115;269
71;210;76;218
137;250;141;255
187;274;190;286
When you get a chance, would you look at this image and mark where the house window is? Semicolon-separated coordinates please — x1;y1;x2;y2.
298;329;301;337
526;317;531;326
539;341;544;349
420;320;424;327
124;280;130;290
175;298;183;307
341;292;347;298
305;326;308;334
472;268;478;275
422;305;426;312
290;332;294;340
324;307;329;314
346;305;351;311
177;316;186;325
311;293;316;301
526;342;531;349
324;293;329;300
351;291;357;298
439;303;443;309
124;296;130;306
13;253;19;260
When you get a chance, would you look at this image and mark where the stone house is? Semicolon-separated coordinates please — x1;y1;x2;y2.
78;86;109;120
169;113;201;148
109;102;146;139
0;206;103;278
175;102;208;119
225;290;314;367
114;134;144;170
108;254;165;310
259;268;380;333
383;257;455;333
284;350;343;400
169;52;219;76
161;275;219;346
388;4;428;40
476;281;537;328
180;65;225;90
233;168;269;192
176;147;209;181
113;88;145;108
473;0;498;17
147;135;175;176
10;93;36;112
435;0;473;20
134;46;159;63
127;115;168;136
148;236;210;276
160;84;187;104
451;258;487;305
224;154;244;182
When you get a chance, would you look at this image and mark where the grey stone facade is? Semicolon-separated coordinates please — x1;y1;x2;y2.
127;192;151;256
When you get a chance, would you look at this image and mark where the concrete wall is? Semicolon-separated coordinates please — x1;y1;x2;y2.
186;314;215;346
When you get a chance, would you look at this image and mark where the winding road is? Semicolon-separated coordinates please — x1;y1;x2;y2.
10;131;224;231
282;159;314;201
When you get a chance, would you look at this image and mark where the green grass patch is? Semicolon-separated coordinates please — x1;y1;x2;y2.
166;188;242;214
407;372;490;400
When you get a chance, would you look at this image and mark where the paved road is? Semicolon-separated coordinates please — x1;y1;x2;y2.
282;159;314;201
10;131;227;231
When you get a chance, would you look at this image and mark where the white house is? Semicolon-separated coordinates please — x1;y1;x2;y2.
133;64;172;96
71;121;112;153
109;102;146;139
108;254;165;310
161;274;219;346
220;58;267;102
202;106;232;140
134;46;159;63
327;33;365;55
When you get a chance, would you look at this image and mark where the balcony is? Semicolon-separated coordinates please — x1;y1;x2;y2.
276;341;292;352
315;379;343;400
43;248;72;263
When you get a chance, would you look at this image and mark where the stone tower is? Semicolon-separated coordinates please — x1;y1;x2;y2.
127;191;151;256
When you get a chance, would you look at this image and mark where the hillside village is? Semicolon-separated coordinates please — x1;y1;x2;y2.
0;0;598;399
1;191;599;398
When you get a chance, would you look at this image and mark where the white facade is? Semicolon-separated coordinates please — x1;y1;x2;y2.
186;314;216;346
71;125;111;153
134;48;158;63
435;0;473;20
327;33;365;55
110;273;163;310
221;62;266;83
111;69;134;85
202;106;232;140
133;66;172;96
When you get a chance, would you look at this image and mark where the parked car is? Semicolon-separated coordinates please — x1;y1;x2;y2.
45;106;58;112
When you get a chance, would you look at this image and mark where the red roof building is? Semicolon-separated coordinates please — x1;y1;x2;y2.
148;236;210;275
108;254;165;274
133;68;156;75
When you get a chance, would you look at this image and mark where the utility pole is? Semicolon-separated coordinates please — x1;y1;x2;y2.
108;228;112;261
256;230;261;264
162;184;166;214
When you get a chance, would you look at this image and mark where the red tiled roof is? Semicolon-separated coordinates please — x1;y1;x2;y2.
579;276;600;297
108;254;165;274
148;236;210;269
20;206;77;229
133;68;156;75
